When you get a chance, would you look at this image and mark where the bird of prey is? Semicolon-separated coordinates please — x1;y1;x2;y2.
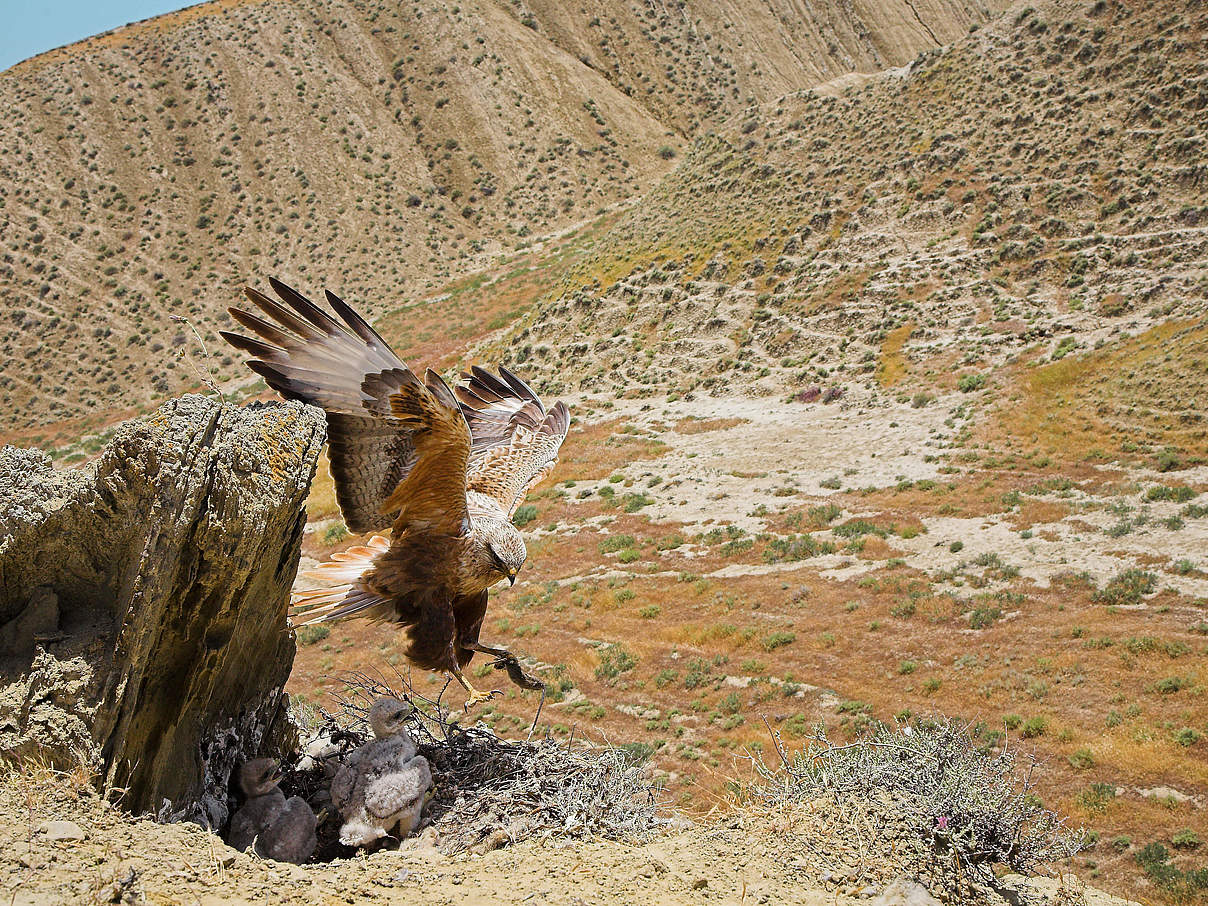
228;758;318;864
330;697;433;847
221;278;569;710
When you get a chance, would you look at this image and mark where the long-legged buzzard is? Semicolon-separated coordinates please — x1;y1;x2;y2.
221;279;569;709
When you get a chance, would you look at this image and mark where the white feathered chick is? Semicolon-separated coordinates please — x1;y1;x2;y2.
227;758;317;863
330;697;433;847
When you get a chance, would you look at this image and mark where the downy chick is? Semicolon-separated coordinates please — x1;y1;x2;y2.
227;758;317;864
330;697;433;847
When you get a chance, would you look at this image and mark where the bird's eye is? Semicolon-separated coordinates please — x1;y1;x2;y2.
392;710;406;721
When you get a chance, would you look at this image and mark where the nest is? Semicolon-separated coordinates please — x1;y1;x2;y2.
288;670;664;857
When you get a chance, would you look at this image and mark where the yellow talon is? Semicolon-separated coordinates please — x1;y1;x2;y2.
450;667;501;711
463;686;500;711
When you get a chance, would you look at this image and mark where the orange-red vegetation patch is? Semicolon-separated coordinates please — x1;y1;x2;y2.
1005;498;1073;531
548;419;669;483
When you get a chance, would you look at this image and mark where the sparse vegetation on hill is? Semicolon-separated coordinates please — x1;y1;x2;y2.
492;0;1207;473
0;0;1003;441
3;0;1207;902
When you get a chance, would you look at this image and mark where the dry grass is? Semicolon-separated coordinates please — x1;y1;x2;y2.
672;417;748;435
877;322;915;387
996;320;1208;467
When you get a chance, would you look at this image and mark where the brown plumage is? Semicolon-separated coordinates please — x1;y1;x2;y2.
221;278;569;708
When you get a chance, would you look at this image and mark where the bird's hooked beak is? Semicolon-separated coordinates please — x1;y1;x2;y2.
506;569;518;586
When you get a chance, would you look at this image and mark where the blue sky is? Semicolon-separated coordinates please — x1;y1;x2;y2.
1;0;192;71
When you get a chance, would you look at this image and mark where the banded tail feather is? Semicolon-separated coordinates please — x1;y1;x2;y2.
291;535;392;625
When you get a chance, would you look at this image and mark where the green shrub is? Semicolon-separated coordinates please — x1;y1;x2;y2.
1153;675;1191;694
764;533;834;562
808;503;842;525
622;493;653;512
1146;485;1196;502
1155;449;1182;472
762;631;797;651
1172;829;1202;850
1136;841;1208;894
970;606;1002;629
1077;782;1116;815
323;523;349;544
296;624;330;646
722;537;754;555
1093;569;1157;607
594;644;638;682
654;669;678;688
618;741;656;764
833;520;886;538
512;504;538;527
1021;716;1048;738
1174;727;1202;747
1068;748;1094;770
599;534;635;554
958;373;987;392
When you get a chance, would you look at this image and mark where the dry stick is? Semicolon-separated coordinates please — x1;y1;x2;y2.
169;314;222;398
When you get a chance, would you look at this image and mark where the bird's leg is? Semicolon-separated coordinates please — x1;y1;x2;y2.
464;641;546;692
464;641;547;738
448;663;501;711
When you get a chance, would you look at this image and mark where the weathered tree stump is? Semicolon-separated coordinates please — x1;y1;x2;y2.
0;395;325;828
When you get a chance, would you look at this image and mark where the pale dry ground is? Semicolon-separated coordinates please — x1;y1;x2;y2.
0;768;1137;906
486;393;1208;600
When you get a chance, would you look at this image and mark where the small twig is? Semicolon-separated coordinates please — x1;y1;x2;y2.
170;314;222;398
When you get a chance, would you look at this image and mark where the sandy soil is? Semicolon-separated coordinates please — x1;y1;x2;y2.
0;768;1137;906
512;392;1208;599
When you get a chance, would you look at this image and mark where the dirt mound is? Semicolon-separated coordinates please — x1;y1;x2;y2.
0;763;1138;906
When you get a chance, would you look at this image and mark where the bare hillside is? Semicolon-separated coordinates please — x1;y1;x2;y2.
494;0;1208;474
0;0;1004;442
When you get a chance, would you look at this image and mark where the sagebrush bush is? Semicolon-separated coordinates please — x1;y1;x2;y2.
512;504;538;527
754;718;1085;878
1093;568;1157;607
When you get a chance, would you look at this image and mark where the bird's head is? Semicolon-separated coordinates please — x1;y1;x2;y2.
482;519;527;586
239;758;281;798
368;696;414;739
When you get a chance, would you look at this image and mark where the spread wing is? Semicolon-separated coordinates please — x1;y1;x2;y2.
221;279;470;536
456;366;570;516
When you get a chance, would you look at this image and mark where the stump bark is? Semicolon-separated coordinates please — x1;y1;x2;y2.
0;395;325;828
